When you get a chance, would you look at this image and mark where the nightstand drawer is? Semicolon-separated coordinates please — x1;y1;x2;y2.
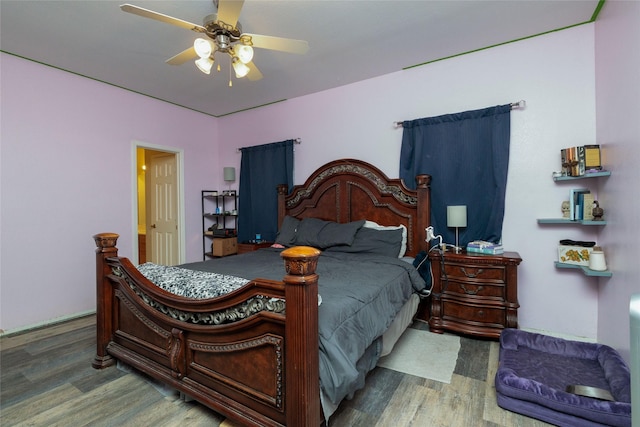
442;263;505;282
442;300;505;325
445;280;505;299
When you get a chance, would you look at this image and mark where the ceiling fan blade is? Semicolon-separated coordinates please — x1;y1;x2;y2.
243;34;309;55
120;4;206;33
246;61;263;81
216;0;245;28
166;47;197;65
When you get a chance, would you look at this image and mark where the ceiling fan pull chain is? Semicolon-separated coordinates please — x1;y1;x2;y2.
229;59;232;87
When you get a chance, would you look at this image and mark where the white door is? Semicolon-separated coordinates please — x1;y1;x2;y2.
146;152;179;265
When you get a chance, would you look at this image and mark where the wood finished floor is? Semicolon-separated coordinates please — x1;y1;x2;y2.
0;315;551;427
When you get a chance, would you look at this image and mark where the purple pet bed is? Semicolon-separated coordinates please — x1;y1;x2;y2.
495;329;631;427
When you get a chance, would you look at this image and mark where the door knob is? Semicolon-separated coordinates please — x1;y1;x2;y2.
150;224;157;229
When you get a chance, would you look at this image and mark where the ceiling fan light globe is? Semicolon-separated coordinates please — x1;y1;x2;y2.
195;57;214;74
232;59;250;78
194;38;213;58
236;45;253;64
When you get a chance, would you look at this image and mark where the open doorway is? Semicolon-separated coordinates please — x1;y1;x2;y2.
135;144;185;266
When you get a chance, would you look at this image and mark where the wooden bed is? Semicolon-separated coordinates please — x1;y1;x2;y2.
92;158;431;426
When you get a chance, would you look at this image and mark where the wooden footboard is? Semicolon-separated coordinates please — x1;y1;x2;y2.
92;233;322;427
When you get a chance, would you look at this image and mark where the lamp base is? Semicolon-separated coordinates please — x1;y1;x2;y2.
441;244;462;253
452;227;463;253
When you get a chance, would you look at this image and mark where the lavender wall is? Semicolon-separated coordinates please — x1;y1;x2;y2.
2;9;635;359
0;54;219;331
218;25;603;340
594;0;640;361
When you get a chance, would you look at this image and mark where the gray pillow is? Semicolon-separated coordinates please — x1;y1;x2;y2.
275;216;301;246
295;218;366;249
325;227;403;257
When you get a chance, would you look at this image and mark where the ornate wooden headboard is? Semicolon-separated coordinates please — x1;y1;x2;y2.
277;159;431;257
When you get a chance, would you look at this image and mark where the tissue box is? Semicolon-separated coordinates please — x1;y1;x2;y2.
558;245;593;266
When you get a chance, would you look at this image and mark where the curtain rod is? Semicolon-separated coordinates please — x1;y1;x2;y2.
236;138;301;152
393;100;526;128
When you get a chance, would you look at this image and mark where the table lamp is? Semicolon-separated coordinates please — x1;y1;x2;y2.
447;205;467;253
223;167;235;192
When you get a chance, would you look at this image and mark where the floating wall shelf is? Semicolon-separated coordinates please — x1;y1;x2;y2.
537;218;607;226
553;171;611;181
542;168;612;278
555;261;612;277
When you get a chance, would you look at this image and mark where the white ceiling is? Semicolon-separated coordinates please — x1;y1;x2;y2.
1;1;600;117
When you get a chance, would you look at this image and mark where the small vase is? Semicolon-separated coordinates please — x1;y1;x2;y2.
592;201;604;221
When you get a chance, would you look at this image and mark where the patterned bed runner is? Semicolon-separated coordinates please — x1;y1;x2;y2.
136;262;249;299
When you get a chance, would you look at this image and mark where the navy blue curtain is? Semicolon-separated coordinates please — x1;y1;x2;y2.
238;140;294;243
399;105;511;246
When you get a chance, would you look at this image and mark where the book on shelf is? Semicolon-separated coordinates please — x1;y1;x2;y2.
569;188;590;220
560;145;603;176
577;145;586;176
565;147;576;176
577;192;586;220
560;148;568;175
582;193;595;221
570;147;580;176
584;144;602;171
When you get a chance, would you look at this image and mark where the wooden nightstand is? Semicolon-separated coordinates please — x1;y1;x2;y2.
428;250;522;339
237;241;274;254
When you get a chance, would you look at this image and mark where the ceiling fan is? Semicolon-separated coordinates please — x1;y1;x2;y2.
120;1;309;82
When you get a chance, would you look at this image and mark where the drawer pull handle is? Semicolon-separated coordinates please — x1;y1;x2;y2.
460;283;484;295
460;267;483;278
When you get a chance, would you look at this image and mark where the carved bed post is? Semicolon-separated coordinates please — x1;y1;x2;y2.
277;184;289;228
92;232;119;369
415;174;432;253
280;246;322;427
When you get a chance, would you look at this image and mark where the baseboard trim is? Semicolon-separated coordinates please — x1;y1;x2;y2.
0;310;96;337
0;313;597;344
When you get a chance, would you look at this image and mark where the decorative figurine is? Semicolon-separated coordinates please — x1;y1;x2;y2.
592;200;604;221
562;200;570;218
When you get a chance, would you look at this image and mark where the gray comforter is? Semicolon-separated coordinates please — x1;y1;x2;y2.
181;248;426;406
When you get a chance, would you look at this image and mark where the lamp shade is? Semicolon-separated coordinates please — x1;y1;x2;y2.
194;38;213;59
232;58;250;78
447;205;467;227
195;57;214;74
223;167;236;182
235;44;254;64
